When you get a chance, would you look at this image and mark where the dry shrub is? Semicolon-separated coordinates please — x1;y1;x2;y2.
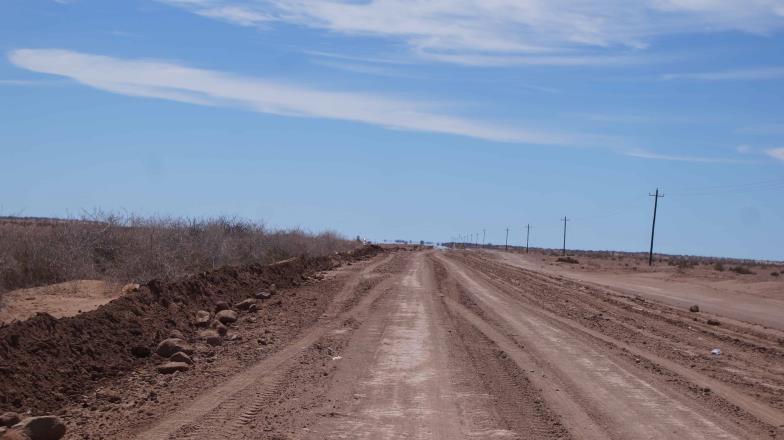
0;214;357;293
729;265;755;275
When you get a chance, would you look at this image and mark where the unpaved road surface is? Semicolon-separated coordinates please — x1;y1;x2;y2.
489;250;784;331
67;249;784;439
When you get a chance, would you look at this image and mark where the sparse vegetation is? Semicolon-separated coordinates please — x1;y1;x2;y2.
0;214;356;293
772;272;780;277
557;256;579;264
729;265;755;275
713;262;725;272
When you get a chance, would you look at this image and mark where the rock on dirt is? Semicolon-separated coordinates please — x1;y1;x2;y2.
156;362;190;374
689;305;700;312
10;415;66;440
214;301;229;312
234;299;256;310
254;291;272;300
169;352;193;364
194;310;211;327
0;413;20;428
168;330;185;340
210;320;228;336
155;338;194;357
707;319;721;326
199;330;222;346
215;310;238;325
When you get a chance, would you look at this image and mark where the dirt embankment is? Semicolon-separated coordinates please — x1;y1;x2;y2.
0;245;383;414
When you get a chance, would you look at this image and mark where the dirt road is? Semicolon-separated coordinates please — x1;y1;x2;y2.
488;250;784;331
67;249;783;439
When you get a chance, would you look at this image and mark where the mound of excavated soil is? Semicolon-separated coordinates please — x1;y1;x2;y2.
0;245;382;413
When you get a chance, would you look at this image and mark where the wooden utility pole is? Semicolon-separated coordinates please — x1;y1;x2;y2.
525;224;530;253
561;217;569;255
648;188;664;266
482;229;486;248
505;228;509;251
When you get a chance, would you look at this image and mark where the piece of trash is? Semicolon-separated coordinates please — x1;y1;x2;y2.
332;356;343;361
710;348;722;356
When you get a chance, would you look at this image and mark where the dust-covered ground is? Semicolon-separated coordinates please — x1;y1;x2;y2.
1;247;782;439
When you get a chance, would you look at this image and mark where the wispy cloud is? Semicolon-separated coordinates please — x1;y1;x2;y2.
8;48;590;146
662;67;784;81
158;0;784;66
0;78;62;86
624;149;755;164
765;148;784;161
737;123;784;135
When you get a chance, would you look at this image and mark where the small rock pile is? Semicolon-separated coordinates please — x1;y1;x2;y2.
148;289;277;375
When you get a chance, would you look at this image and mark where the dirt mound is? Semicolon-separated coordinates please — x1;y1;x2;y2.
0;245;382;413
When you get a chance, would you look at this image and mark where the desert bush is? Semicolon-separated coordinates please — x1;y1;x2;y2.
771;272;780;277
0;214;357;293
557;256;579;264
713;262;725;272
729;265;755;275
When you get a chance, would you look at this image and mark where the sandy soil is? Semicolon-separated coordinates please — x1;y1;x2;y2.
487;250;784;330
8;248;782;439
0;280;125;324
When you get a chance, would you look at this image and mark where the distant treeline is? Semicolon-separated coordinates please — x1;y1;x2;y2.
0;213;357;293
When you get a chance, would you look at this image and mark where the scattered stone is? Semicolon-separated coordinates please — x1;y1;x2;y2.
130;345;151;358
199;330;222;346
155;338;194;358
0;413;20;428
710;348;722;356
247;304;258;313
169;352;193;364
168;330;185;340
11;415;66;440
194;310;211;327
214;301;229;312
210;320;228;336
215;310;238;325
235;299;256;310
689;305;700;313
156;362;190;374
254;291;272;300
269;284;277;293
707;319;721;326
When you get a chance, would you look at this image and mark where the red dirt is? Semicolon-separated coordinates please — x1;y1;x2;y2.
0;245;382;414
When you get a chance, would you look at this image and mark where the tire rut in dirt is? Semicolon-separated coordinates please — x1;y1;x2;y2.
444;251;783;439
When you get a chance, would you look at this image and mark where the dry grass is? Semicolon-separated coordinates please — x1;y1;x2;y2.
0;213;357;293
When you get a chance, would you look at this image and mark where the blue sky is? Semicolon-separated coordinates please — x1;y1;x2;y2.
2;0;784;260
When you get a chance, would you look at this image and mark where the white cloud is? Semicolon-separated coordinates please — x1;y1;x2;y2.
662;67;784;81
625;148;755;164
158;0;784;65
8;48;586;145
765;148;784;161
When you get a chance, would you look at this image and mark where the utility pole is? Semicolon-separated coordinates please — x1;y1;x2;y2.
482;229;486;248
648;188;664;266
561;217;569;256
476;232;479;248
505;228;509;251
525;224;530;253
